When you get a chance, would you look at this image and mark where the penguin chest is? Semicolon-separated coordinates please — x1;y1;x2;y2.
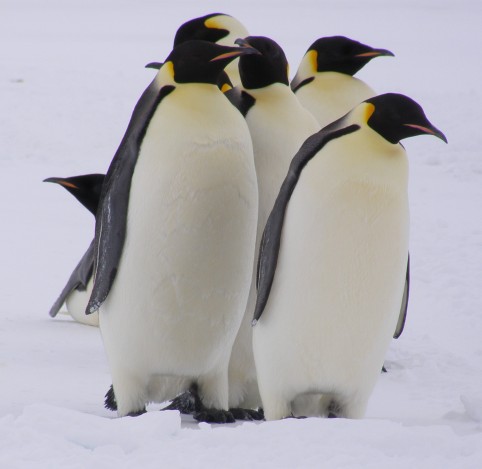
264;134;409;377
246;87;320;229
104;88;258;366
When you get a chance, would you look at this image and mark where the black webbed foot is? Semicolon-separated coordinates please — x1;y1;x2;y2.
163;382;235;423
193;408;235;424
382;365;388;373
104;384;117;411
229;407;265;421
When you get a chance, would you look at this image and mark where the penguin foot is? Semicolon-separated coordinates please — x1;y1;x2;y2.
164;383;235;423
229;407;265;421
193;408;235;424
381;365;388;373
162;391;198;414
104;384;117;411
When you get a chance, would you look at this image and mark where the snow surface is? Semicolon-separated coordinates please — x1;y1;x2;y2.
1;0;482;467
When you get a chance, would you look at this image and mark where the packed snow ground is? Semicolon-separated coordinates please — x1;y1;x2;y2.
1;0;482;467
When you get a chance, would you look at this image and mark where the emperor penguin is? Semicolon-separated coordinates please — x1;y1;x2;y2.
291;36;394;127
44;174;105;327
291;36;410;344
252;93;446;420
224;36;320;415
86;40;260;422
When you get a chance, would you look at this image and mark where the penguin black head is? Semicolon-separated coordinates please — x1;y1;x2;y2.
44;173;105;216
291;36;393;92
164;40;260;85
145;62;233;93
310;36;394;75
235;36;289;89
364;93;447;144
174;13;248;47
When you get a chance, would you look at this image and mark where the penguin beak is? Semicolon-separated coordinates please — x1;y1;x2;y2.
43;177;79;189
355;48;394;58
234;38;255;50
210;41;261;62
403;124;448;143
145;61;163;70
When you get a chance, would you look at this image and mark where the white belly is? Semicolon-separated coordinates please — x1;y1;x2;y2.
228;85;319;407
253;129;409;418
100;85;258;398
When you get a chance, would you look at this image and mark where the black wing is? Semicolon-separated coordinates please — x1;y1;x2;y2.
393;254;410;339
224;88;256;117
86;78;175;314
49;240;94;317
252;124;360;325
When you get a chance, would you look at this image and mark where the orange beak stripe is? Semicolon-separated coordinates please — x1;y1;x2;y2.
58;181;79;189
404;124;437;135
355;51;382;58
210;50;244;62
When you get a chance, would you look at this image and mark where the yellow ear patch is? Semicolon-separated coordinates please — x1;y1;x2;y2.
162;61;175;80
306;50;318;73
221;83;232;93
205;16;223;30
364;102;376;123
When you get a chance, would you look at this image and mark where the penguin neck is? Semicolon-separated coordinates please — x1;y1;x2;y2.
242;82;291;102
224;60;242;87
292;52;317;87
313;71;371;91
156;61;176;87
326;104;409;191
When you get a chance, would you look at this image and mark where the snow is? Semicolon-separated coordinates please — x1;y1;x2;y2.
1;0;482;467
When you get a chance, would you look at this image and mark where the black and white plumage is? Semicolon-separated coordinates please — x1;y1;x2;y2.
252;93;446;420
224;36;320;412
291;36;394;127
87;40;260;421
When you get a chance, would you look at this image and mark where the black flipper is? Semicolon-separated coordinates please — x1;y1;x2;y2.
86;78;176;315
252;124;360;325
49;240;94;318
224;88;256;117
393;254;410;339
